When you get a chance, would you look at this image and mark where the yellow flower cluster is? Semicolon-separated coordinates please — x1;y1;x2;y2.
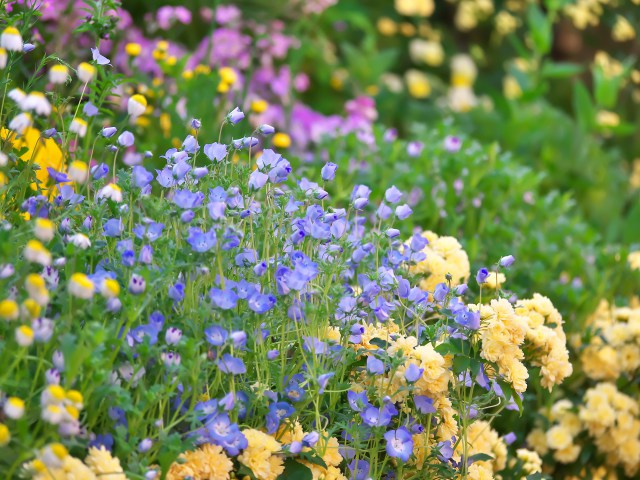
27;445;126;480
563;0;610;30
483;271;505;289
167;444;233;480
455;420;507;479
629;251;640;270
515;448;542;477
452;0;495;31
474;298;529;393
580;383;640;477
238;429;284;480
527;399;581;464
580;300;640;381
278;422;346;480
515;294;573;389
409;230;470;292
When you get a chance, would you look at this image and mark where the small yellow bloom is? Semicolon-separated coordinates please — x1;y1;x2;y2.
125;42;142;57
156;40;169;51
0;299;19;320
22;298;41;319
49;64;70;85
69;118;88;137
34;217;55;242
596;110;620;127
377;17;397;36
69;160;89;184
101;278;120;298
194;64;211;75
251;99;269;114
405;69;431;99
152;49;167;61
66;390;83;405
0;423;10;446
165;56;177;66
399;22;417;37
69;273;95;300
1;26;23;52
160;113;171;136
273;133;291;149
217;81;231;93
77;62;96;84
219;67;238;85
16;325;34;346
612;15;635;42
503;75;522;99
3;397;25;419
128;94;148;118
182;70;194;80
24;239;52;266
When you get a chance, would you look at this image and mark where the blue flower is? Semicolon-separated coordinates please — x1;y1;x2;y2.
317;373;335;394
476;268;489;284
102;127;117;138
433;283;449;303
384;427;413;462
182;135;199;154
248;169;269;191
204;142;228;162
133;222;164;242
209;287;238;310
217;354;246;375
83;102;99;117
366;356;385;375
168;282;185;302
132;166;154;188
395;204;413;220
348;459;370;480
266;401;294;434
103;218;123;237
321;162;338;181
404;363;424;383
414;395;436;414
174;189;205;209
186;227;217;252
204;325;228;346
499;255;515;268
259;124;275;135
248;292;276;313
226;107;245;125
118;131;135;147
361;406;392;427
385;185;403;204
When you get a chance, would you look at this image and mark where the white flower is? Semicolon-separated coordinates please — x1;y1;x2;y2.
0;152;7;167
9;112;32;134
25;273;50;306
69;118;88;137
97;183;123;202
127;94;147;118
1;26;23;52
22;92;52;116
3;397;25;419
77;62;96;83
15;325;34;346
24;240;51;266
34;218;55;242
48;64;69;84
68;233;91;250
42;404;63;424
8;88;26;104
0;47;7;69
68;161;89;184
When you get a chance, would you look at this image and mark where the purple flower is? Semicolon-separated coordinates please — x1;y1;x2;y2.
138;438;153;453
102;127;117;138
455;309;480;330
248;292;276;314
139;245;153;264
348;460;370;480
366;356;385;375
476;268;489;284
165;327;182;345
118;131;135;147
208;202;227;220
103;218;123;237
414;395;436;414
182;135;199;154
128;274;146;294
407;141;423;157
187;227;217;252
444;135;461;152
404;363;424;383
385;185;403;204
210;287;238;310
47;168;69;183
217;354;246;375
267;349;279;360
191;118;201;129
454;284;468;296
433;283;449;303
174;189;205;209
226;107;245;125
499;255;515;268
91;47;110;65
248;170;269;191
204;325;228;346
258;124;275;135
317;372;335;394
361;406;392;427
504;432;517;445
168;282;185;302
384;427;413;462
83;102;99;117
321;162;338;181
132;166;154;188
395;204;413;220
266;401;294;434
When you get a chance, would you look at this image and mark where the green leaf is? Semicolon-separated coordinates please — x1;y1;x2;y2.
369;337;390;349
277;459;313;480
452;355;471;374
469;453;494;463
527;4;552;54
572;82;594;131
299;451;328;469
540;61;583;78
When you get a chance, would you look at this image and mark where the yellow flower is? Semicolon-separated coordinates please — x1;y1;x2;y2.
128;94;148;118
484;271;506;289
503;75;522;99
125;42;142;57
409;39;444;66
16;325;34;346
101;278;120;298
238;429;284;480
0;423;10;446
4;396;25;419
167;444;233;480
405;69;431;98
85;446;126;480
612;15;635;42
24;239;52;266
219;67;238;85
377;17;397;36
596;110;620;128
34;217;55;242
22;298;41;319
395;0;435;17
0;299;19;320
251;99;269;113
49;64;69;85
69;273;95;299
273;133;291;149
546;425;573;450
77;62;96;83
